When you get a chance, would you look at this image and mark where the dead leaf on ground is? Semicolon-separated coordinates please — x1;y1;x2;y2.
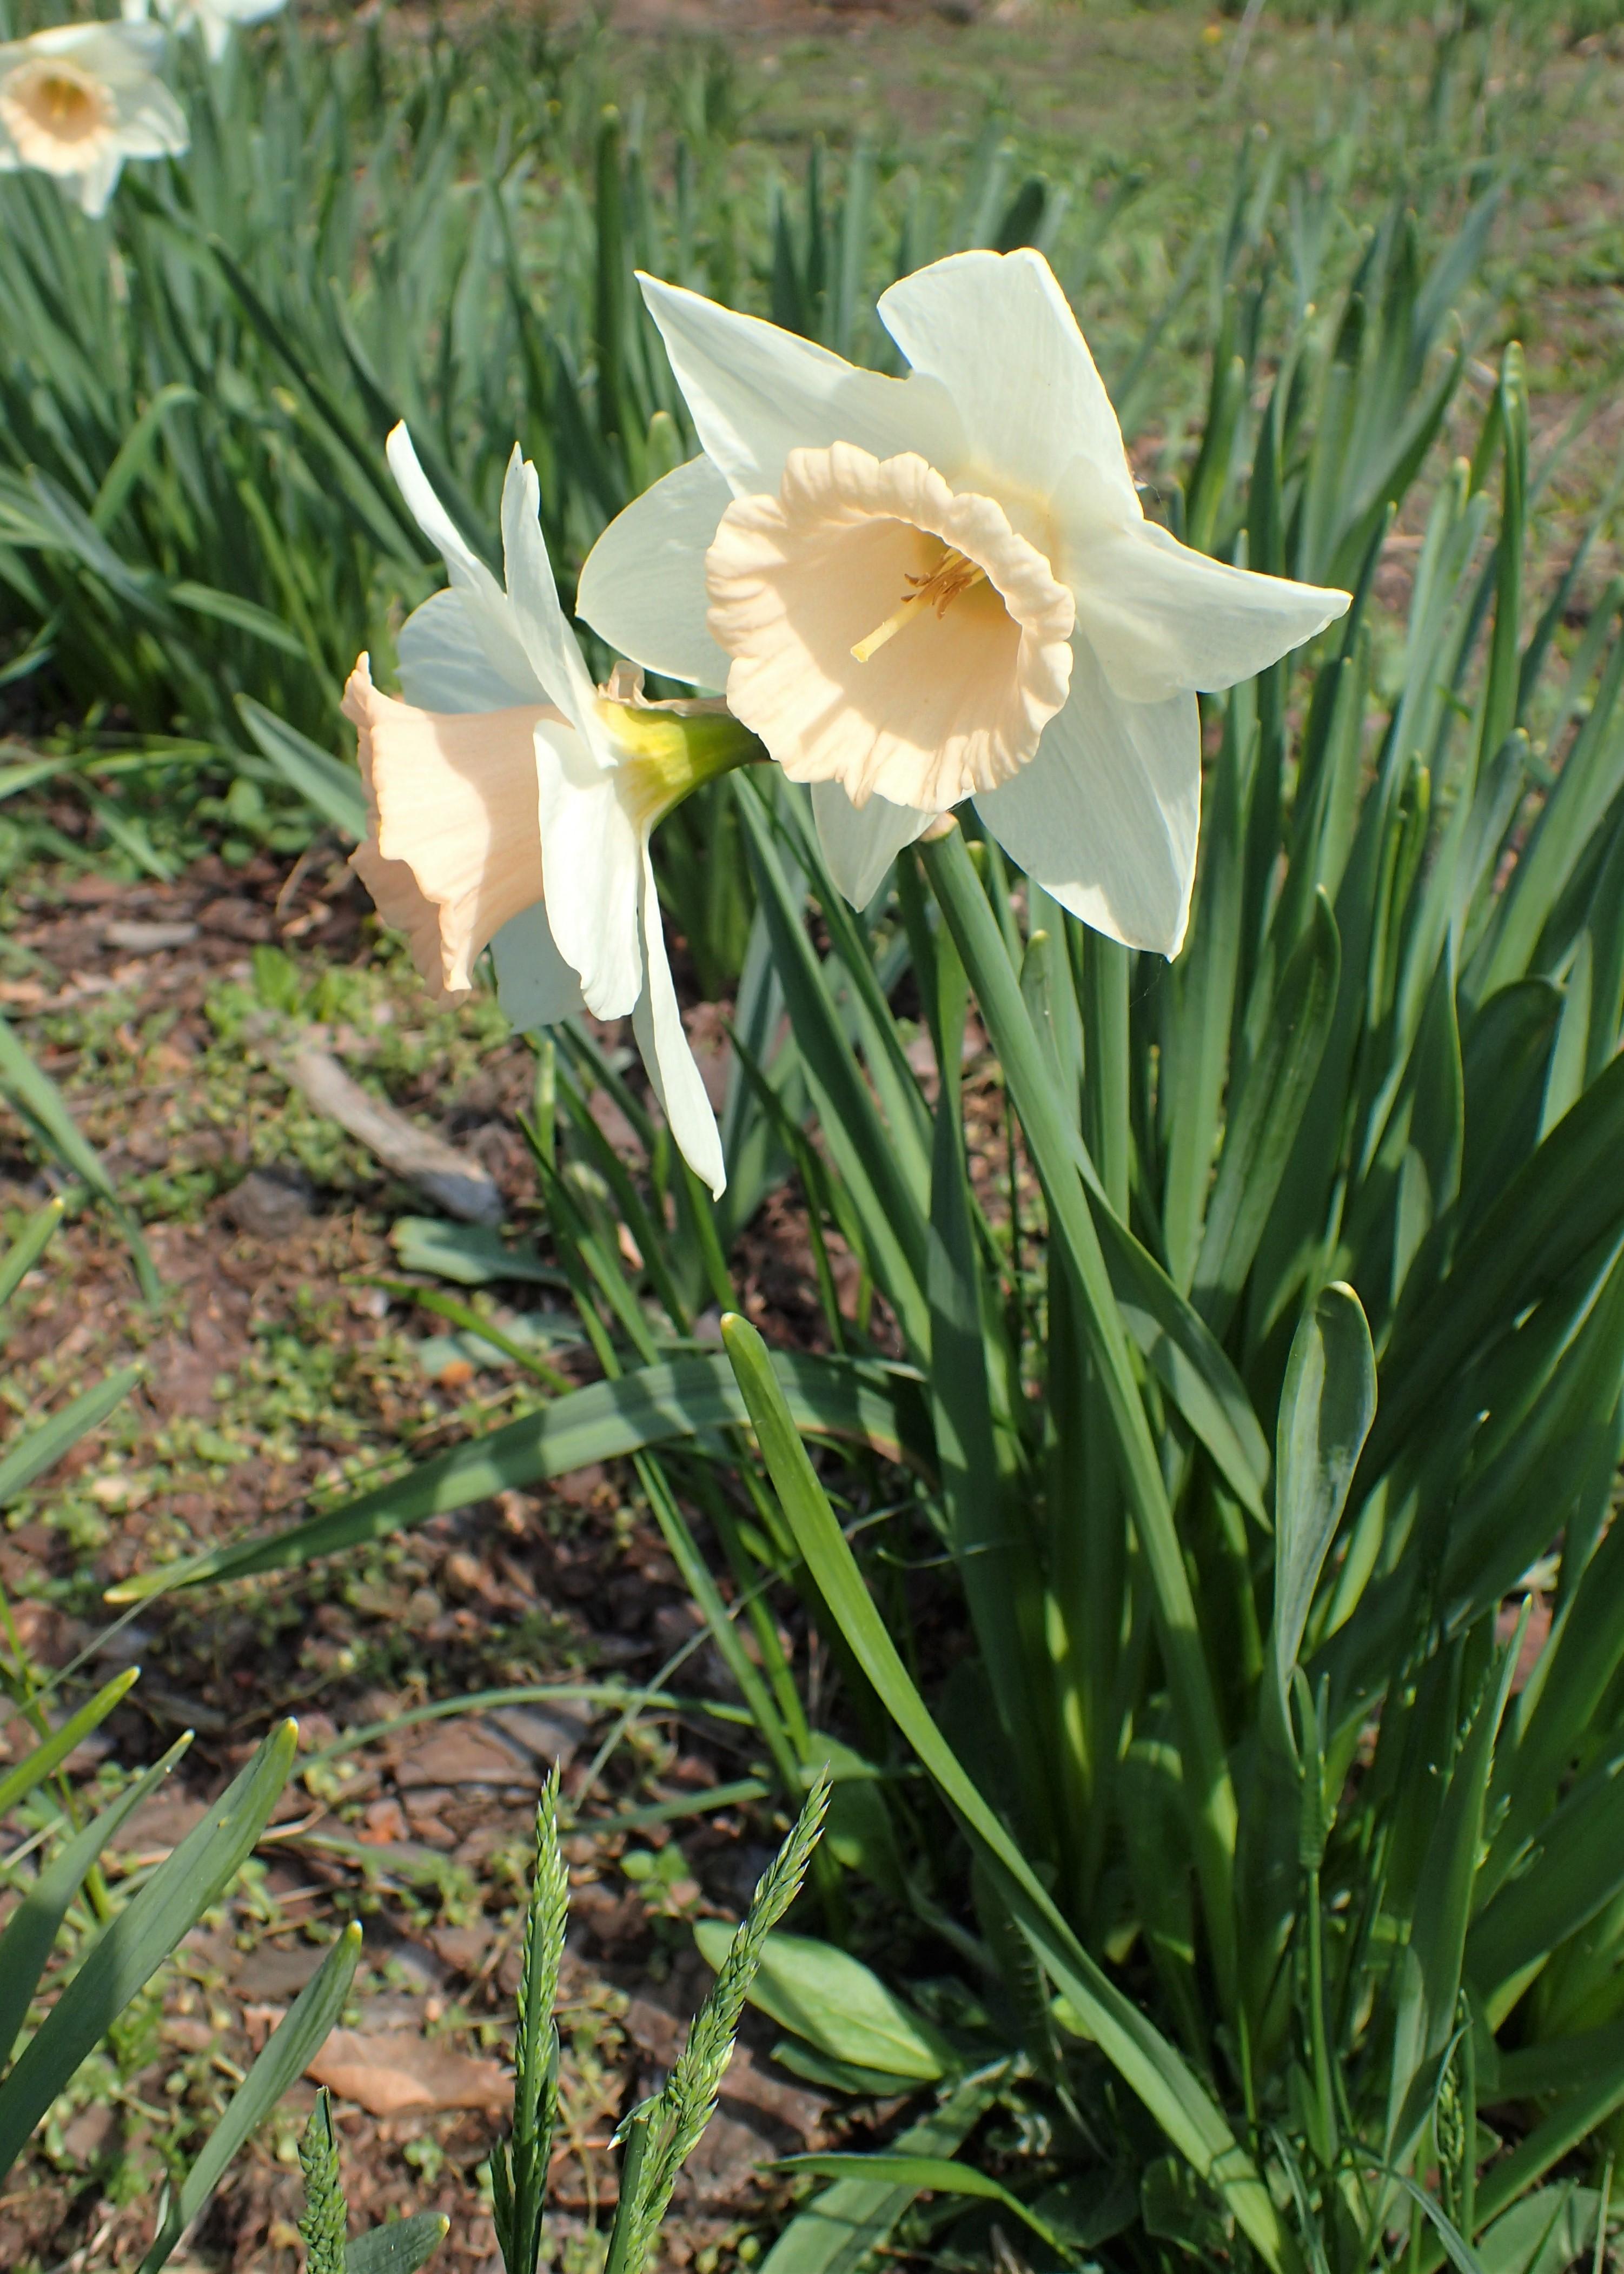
307;2028;511;2116
395;1721;540;1791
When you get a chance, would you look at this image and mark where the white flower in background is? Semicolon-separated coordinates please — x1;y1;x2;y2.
122;0;288;66
342;425;734;1197
578;249;1350;953
0;22;186;217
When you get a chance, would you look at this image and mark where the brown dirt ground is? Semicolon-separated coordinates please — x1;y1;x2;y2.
0;840;938;2272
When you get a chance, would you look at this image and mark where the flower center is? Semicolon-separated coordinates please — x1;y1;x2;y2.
706;441;1078;813
850;543;989;664
11;61;109;146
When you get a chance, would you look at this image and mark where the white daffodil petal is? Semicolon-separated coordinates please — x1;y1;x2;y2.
639;273;967;499
632;847;726;1198
576;454;735;688
974;638;1199;958
498;446;608;756
22;19;159;62
491;901;585;1033
532;717;645;1019
1076;520;1351;704
105;73;187;156
397;591;535;714
878;249;1139;521
75;147;123;214
811;779;934;909
386;424;541;702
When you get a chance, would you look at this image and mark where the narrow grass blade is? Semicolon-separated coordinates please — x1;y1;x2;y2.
0;1736;189;2072
0;1195;65;1311
0;1367;142;1507
0;1012;158;1301
0;1720;297;2185
138;1921;362;2273
0;1666;142;1818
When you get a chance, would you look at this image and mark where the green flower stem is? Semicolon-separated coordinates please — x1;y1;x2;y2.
922;827;1239;2013
1080;929;1132;1218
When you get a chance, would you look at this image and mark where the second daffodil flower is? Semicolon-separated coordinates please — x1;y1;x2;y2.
577;249;1350;956
342;425;750;1198
0;21;187;217
122;0;290;67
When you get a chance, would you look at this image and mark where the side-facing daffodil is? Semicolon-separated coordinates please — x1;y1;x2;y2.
0;21;187;217
122;0;289;65
343;425;747;1197
577;248;1349;954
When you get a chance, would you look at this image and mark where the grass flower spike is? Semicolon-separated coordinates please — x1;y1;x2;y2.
122;0;289;64
344;425;746;1197
579;249;1350;952
0;22;186;216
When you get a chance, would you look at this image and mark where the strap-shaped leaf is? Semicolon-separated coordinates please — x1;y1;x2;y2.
1269;1284;1376;1726
1192;894;1341;1337
926;931;1048;1775
692;1922;953;2083
739;785;932;1355
106;1351;931;1602
721;1314;1298;2274
1387;1633;1520;2161
1371;1042;1624;1478
778;2155;1078;2262
922;828;1243;2000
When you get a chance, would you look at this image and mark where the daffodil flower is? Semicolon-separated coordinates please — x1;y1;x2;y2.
577;249;1349;954
0;22;187;217
122;0;288;65
343;425;746;1197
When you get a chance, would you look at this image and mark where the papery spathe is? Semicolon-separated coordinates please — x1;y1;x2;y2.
578;249;1349;956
